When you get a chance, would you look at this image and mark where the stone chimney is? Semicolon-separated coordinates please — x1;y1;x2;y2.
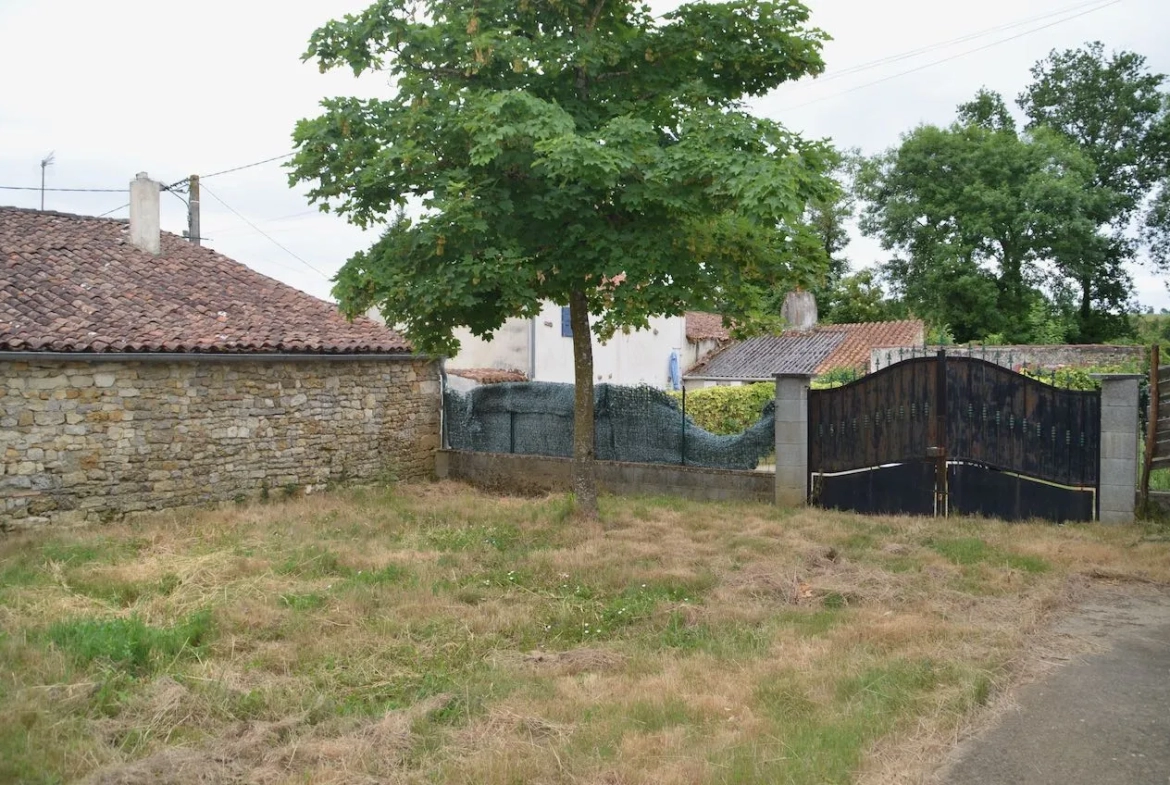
129;172;161;255
782;290;818;331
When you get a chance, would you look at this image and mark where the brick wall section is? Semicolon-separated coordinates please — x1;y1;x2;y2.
1;357;440;528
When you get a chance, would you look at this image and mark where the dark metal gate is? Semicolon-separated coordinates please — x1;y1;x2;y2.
808;352;1100;522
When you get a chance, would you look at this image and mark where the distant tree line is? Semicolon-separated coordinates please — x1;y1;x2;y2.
809;42;1170;345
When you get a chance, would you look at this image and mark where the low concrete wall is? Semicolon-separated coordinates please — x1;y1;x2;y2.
437;450;773;504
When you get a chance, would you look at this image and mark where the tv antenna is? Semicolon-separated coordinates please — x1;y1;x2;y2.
39;151;55;210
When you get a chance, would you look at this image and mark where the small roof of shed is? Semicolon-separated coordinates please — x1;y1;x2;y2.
686;320;925;380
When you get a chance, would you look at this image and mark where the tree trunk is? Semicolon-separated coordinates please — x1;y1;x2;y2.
1078;275;1093;341
568;289;600;520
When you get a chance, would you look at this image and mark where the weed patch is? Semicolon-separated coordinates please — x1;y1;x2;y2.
45;610;214;675
275;545;351;578
0;559;43;594
279;592;328;611
929;537;1050;573
656;613;772;657
41;538;143;566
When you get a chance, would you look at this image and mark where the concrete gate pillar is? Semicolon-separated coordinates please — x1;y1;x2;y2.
1094;374;1141;524
775;373;814;507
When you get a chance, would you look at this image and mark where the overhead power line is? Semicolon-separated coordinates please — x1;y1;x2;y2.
209;209;325;239
200;183;330;279
201;153;295;181
97;202;130;218
778;0;1122;111
0;184;123;193
805;0;1115;86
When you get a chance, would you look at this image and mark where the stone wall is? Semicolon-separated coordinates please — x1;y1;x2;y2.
1;356;440;528
871;344;1145;372
436;450;774;504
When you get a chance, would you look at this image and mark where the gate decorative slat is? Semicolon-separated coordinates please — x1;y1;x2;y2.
944;358;1098;488
809;356;936;473
808;352;1101;522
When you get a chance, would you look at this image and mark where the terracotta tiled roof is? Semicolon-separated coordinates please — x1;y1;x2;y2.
685;311;731;343
447;368;527;384
684;320;925;380
815;320;925;373
0;206;411;354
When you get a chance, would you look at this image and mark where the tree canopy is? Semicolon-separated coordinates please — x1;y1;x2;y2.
857;43;1169;344
1018;42;1168;340
290;0;837;515
818;269;906;326
858;103;1101;344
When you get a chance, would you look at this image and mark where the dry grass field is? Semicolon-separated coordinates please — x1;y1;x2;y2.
2;481;1169;785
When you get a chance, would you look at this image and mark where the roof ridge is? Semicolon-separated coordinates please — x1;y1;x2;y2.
816;318;924;329
0;204;128;223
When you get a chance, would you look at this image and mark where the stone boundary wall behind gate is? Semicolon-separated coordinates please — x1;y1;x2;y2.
1;356;440;528
436;450;774;503
871;344;1144;372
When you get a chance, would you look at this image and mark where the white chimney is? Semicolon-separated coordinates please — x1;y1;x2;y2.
129;172;160;255
782;290;818;331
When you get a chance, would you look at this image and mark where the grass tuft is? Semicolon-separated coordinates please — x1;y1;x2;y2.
45;610;214;675
928;536;1050;573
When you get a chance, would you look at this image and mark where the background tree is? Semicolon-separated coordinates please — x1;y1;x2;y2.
858;101;1098;344
803;150;861;306
807;151;861;283
957;87;1016;132
817;269;906;325
760;149;857;320
1147;184;1170;285
291;0;836;518
1020;42;1169;341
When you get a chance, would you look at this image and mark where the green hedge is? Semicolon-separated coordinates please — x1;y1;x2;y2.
671;383;774;435
1018;360;1143;391
674;368;863;434
1020;360;1151;430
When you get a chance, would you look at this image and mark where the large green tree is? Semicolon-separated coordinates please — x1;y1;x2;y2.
290;0;836;517
1020;42;1169;340
858;96;1100;343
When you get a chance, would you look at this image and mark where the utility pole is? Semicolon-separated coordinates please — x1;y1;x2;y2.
39;151;55;211
187;174;201;246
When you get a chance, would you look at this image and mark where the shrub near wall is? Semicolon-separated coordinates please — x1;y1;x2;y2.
673;383;774;435
676;369;862;435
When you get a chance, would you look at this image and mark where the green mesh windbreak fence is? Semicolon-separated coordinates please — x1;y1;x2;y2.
444;382;775;470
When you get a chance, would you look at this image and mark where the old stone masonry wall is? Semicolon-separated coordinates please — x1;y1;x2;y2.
1;357;440;528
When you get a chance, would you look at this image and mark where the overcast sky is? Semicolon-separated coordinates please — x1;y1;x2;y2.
1;0;1167;311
